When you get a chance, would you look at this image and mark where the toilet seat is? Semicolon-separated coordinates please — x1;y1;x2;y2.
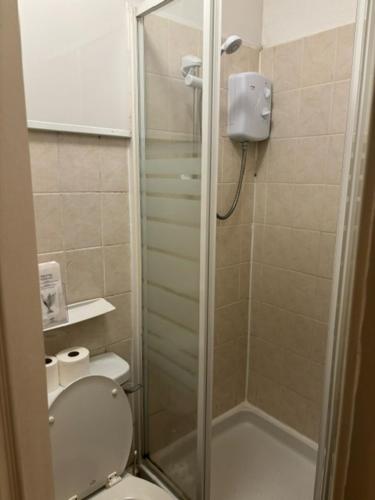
48;374;173;500
89;474;173;500
49;376;133;500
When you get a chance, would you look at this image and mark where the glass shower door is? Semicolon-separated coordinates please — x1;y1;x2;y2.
136;1;216;498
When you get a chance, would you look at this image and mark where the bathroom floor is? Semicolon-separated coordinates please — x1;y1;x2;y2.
153;405;317;500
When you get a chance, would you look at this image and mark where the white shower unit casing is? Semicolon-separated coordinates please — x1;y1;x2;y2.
227;72;272;142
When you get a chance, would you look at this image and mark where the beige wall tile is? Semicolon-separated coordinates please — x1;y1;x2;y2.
255;141;269;181
104;293;132;344
33;128;133;371
216;225;241;267
104;244;131;295
260;265;290;310
248;47;260;72
260;47;273;80
102;193;130;245
319;232;336;278
330;80;350;134
58;134;101;192
242;26;351;438
302;29;336;86
29;131;59;193
271;90;300;138
285;314;321;360
261;265;317;318
240;224;252;262
215;301;248;346
219;87;228;136
220;138;234;182
61;316;107;352
214;340;242;381
265;183;294;226
252;301;292;347
277;384;320;440
299;84;332;136
254;183;267;223
215;266;240;307
66;248;104;303
320;185;340;232
310;321;328;365
33;194;63;253
335;24;355;81
62;194;101;249
281;351;324;402
248;373;281;418
288;270;318;318
252;224;264;263
238;182;254;224
294;136;329;184
273;40;303;92
100;137;129;192
289;229;320;274
325;135;345;185
250;262;263;300
239;263;250;299
266;139;296;183
44;331;70;356
262;225;291;268
106;338;132;363
213;373;238;417
314;277;332;322
292;184;323;231
249;338;284;382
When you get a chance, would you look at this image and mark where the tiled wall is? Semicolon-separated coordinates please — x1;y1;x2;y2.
213;44;259;417
30;18;355;450
29;131;133;363
247;24;355;440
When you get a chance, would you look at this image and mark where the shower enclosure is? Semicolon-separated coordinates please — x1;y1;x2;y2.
131;0;374;499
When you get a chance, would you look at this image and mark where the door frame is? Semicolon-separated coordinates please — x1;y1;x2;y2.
315;0;375;497
0;0;55;498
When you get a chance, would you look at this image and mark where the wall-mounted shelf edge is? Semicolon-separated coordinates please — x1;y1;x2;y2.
28;120;132;138
43;298;115;333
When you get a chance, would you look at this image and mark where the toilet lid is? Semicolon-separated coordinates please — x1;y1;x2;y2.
48;375;132;500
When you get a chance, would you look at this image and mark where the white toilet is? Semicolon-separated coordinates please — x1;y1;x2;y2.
48;352;173;500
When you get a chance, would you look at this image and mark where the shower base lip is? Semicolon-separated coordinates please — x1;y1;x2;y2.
149;401;318;500
153;402;318;468
214;402;318;461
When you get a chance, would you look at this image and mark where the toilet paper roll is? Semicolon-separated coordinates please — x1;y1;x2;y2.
45;356;59;393
56;347;90;387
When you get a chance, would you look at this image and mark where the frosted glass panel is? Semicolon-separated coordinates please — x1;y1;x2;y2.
138;2;204;497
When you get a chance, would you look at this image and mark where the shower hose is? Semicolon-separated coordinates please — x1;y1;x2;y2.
217;141;249;220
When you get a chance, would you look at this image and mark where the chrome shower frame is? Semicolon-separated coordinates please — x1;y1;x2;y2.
129;0;375;498
129;0;222;499
315;0;375;497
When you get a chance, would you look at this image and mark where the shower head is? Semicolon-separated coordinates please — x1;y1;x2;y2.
221;35;242;55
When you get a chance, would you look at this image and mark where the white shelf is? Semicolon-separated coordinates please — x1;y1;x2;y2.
43;298;115;333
